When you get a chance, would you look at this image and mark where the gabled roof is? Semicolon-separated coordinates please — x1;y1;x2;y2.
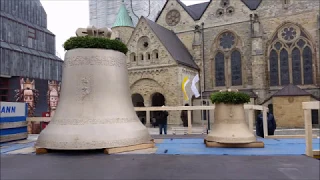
155;0;211;22
241;0;263;10
272;84;312;97
112;3;134;28
144;17;199;69
156;0;263;22
176;0;210;20
259;84;320;105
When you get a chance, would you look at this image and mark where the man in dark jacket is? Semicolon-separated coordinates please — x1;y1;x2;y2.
159;109;169;135
256;108;277;138
180;104;189;127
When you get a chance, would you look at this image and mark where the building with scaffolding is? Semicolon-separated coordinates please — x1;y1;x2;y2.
89;0;166;28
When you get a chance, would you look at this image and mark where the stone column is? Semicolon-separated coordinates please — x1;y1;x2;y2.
251;14;267;103
144;100;151;128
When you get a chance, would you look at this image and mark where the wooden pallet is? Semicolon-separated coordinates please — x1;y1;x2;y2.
35;148;49;154
313;150;320;159
104;142;155;154
36;140;155;155
205;139;264;148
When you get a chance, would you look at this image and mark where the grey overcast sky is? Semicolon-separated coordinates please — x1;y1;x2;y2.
40;0;208;59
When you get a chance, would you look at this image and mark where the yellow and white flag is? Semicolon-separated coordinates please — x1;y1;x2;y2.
191;74;200;98
181;76;190;101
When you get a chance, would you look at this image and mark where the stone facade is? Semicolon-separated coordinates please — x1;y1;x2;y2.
273;96;313;128
113;0;320;126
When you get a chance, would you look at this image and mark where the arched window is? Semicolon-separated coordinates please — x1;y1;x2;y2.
292;47;301;85
231;50;242;86
213;31;242;87
269;49;279;86
139;54;144;61
130;53;136;62
303;46;313;84
147;53;151;60
268;23;314;86
152;50;159;60
215;52;225;87
280;48;289;85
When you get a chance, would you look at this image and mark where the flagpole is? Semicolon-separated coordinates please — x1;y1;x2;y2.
201;22;207;133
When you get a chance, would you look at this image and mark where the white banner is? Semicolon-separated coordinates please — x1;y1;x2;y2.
191;74;200;98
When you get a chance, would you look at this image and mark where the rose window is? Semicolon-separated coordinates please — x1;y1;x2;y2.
281;27;297;41
219;32;235;49
166;10;180;26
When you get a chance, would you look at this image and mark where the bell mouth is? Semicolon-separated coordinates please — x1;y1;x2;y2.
205;123;257;144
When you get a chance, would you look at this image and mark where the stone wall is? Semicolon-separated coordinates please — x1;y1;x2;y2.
111;26;134;45
126;0;320;127
154;0;320;104
127;18;176;67
128;65;183;125
273;96;312;128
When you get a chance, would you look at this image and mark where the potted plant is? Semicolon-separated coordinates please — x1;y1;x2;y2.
63;36;128;54
205;89;259;145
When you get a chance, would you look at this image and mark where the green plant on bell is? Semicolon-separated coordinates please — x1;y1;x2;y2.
210;91;250;104
63;36;128;54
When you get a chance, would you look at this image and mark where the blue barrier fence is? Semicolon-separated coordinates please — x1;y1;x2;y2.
0;102;28;143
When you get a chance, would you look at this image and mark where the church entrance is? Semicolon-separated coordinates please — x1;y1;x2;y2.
131;93;146;124
151;92;165;127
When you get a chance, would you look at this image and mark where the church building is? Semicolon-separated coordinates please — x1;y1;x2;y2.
112;0;319;127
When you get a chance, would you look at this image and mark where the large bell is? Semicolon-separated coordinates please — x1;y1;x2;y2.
205;103;256;144
35;48;153;150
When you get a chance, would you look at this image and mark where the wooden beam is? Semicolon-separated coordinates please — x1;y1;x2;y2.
265;135;318;139
27;117;51;122
262;107;268;138
187;110;192;134
302;101;320;110
304;109;313;157
134;105;263;111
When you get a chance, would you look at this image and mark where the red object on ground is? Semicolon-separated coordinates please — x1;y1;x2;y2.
42;112;50;117
41;112;50;131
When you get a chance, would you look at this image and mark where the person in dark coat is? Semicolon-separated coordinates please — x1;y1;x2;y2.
159;109;169;135
180;103;189;127
256;108;277;138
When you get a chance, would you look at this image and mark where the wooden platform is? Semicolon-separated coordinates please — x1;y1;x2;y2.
313;150;320;159
104;142;155;154
35;148;48;155
205;140;265;148
35;141;155;155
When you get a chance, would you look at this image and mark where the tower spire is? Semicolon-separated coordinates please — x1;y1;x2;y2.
112;1;134;28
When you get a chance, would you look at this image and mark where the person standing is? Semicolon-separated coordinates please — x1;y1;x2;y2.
180;103;189;127
256;108;277;138
159;109;169;135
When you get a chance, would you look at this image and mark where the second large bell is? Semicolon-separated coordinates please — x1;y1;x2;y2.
35;48;153;150
205;103;257;144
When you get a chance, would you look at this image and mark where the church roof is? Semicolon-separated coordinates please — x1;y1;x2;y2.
272;84;312;97
144;17;199;69
112;3;134;28
259;84;319;105
156;0;263;22
176;0;210;20
241;0;263;10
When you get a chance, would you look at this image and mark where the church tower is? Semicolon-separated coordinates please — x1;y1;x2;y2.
111;1;135;45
